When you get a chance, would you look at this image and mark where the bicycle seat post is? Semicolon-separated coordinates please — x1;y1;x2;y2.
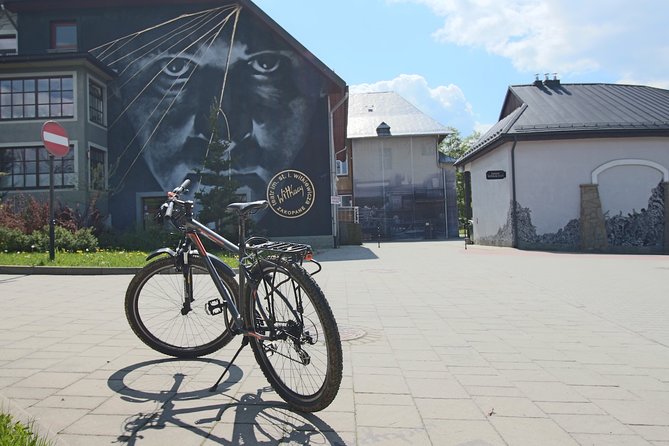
237;212;247;261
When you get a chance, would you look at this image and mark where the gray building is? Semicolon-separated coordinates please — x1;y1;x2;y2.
340;91;458;241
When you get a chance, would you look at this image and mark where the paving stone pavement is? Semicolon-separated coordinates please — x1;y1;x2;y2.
1;241;669;445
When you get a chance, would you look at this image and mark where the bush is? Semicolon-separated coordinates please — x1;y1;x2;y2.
0;226;99;253
0;194;101;253
0;226;31;252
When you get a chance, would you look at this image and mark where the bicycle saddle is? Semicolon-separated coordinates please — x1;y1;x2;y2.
226;200;269;215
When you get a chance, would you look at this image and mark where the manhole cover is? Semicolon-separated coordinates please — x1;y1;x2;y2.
338;325;367;341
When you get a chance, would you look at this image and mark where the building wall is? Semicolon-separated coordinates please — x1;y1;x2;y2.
467;136;669;251
0;62;110;214
464;143;513;246
8;2;344;241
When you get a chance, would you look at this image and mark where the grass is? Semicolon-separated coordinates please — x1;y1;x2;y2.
0;250;149;267
0;250;237;268
0;412;52;446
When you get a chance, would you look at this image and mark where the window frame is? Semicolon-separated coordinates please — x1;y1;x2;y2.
0;144;76;191
88;145;107;191
50;21;77;51
88;77;106;127
336;155;348;176
0;75;75;122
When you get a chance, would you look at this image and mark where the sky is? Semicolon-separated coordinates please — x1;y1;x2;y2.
252;0;669;136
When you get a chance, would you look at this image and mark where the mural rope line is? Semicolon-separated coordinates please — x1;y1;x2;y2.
91;9;213;64
109;29;221;187
205;6;242;161
107;8;241;187
89;5;232;59
112;8;231;80
105;10;235;130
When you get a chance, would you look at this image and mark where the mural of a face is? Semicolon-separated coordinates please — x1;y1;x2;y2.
96;5;324;202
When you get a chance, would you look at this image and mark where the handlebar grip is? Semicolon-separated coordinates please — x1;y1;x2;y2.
164;201;174;220
173;179;191;194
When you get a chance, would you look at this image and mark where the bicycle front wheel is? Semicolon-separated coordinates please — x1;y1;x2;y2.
125;256;238;358
244;259;342;412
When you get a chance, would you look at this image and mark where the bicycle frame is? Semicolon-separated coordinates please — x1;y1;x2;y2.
129;180;342;408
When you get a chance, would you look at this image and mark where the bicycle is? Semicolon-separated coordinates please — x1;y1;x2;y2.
124;179;343;412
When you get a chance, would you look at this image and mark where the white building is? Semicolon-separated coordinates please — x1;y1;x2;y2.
455;79;669;253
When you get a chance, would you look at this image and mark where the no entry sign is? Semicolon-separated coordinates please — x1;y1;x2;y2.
41;121;70;157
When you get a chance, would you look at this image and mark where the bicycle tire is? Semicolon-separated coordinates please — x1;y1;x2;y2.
125;256;238;358
243;258;342;412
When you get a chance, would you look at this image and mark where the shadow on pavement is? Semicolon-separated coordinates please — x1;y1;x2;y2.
316;245;378;262
108;358;346;445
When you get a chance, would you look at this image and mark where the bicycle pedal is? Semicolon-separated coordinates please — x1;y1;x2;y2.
206;298;226;315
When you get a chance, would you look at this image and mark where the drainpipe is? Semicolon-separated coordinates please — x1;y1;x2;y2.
511;137;518;248
329;90;348;248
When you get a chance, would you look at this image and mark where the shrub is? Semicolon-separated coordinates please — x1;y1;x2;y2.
0;226;31;252
0;194;102;253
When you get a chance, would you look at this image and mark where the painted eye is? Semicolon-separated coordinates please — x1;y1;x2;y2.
248;53;283;75
162;57;194;78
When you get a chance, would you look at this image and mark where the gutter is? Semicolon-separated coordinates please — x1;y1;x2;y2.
329;90;349;248
510;136;518;248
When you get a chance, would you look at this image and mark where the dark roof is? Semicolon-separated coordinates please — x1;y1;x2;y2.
3;0;346;93
456;82;669;166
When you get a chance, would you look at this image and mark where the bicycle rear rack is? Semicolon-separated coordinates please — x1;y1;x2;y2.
246;240;312;260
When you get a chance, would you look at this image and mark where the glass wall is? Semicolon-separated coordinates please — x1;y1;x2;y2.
353;136;447;241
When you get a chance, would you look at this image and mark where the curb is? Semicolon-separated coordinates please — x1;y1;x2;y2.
0;265;141;275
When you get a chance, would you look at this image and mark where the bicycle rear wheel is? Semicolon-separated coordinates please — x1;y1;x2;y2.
243;259;342;412
125;256;237;358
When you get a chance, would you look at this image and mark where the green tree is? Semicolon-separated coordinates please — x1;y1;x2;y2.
194;102;239;239
439;128;480;228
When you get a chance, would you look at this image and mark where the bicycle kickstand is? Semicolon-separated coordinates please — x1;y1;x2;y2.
209;337;249;392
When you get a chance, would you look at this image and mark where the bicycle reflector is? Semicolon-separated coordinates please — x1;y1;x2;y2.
304;252;313;261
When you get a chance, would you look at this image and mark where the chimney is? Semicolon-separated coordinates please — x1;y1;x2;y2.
533;74;543;87
543;73;560;88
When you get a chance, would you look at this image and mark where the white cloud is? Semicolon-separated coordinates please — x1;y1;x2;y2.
351;74;477;132
390;0;669;86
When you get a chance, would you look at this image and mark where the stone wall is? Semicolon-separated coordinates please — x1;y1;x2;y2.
579;184;608;251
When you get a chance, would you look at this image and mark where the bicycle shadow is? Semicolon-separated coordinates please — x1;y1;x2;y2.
108;358;346;445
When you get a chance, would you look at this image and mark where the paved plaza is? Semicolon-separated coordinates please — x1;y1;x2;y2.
1;241;669;445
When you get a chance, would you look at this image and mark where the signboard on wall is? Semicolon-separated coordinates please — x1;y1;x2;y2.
486;170;506;180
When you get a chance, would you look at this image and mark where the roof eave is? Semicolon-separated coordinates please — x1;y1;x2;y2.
455;127;669;166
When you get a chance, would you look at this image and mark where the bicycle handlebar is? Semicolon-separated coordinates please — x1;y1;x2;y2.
158;179;191;225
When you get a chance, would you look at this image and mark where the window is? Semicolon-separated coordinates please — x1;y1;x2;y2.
336;156;348;176
51;21;77;51
0;76;74;121
0;145;75;190
89;147;106;190
340;195;352;207
141;196;165;230
89;80;105;126
0;34;17;56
